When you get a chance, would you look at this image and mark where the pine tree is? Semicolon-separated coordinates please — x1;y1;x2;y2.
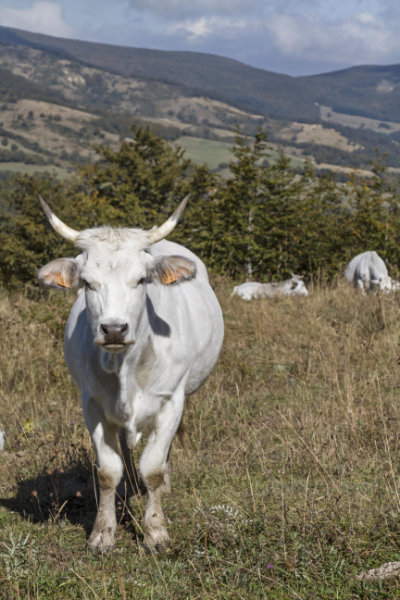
0;124;217;287
215;129;271;279
78;123;193;228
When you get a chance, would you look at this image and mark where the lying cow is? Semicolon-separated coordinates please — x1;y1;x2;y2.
38;195;224;553
232;275;308;301
344;251;394;293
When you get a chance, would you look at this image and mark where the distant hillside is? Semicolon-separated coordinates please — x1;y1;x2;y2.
0;26;319;122
0;39;267;178
1;25;400;179
3;26;400;124
303;65;400;122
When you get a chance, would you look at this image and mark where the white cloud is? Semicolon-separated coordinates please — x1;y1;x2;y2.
1;0;400;75
171;17;211;40
265;10;400;67
0;1;76;38
168;15;248;42
127;0;258;18
341;12;389;56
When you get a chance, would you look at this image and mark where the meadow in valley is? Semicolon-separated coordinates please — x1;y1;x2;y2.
1;277;400;598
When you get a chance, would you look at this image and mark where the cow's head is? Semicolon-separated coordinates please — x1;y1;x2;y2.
38;195;196;353
370;274;393;293
285;275;308;297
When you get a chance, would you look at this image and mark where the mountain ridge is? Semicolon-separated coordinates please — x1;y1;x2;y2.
1;25;400;179
3;25;400;123
0;26;319;121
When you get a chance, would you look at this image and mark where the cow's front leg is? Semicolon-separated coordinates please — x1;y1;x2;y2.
84;396;123;553
139;389;185;553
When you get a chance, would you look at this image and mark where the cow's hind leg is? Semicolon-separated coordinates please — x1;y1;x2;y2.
118;431;142;500
84;397;123;553
139;388;185;553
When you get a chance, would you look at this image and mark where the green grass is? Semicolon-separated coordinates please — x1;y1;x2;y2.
173;136;234;170
2;280;400;597
0;162;70;177
174;136;305;172
0;162;72;179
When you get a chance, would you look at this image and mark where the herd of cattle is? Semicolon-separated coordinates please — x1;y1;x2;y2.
1;194;399;555
233;250;400;300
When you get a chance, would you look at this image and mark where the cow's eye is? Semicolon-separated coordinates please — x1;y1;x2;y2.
82;279;96;291
128;277;147;288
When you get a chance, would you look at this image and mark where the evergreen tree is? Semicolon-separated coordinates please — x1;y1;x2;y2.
0;124;217;287
345;154;400;268
215;129;271;279
78;123;194;228
4;124;400;290
0;174;78;287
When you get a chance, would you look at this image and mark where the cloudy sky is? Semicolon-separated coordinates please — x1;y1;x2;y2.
0;0;399;76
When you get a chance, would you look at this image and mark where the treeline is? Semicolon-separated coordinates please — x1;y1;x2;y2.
2;123;400;289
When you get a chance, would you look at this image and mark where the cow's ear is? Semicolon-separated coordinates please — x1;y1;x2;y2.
147;255;197;285
38;258;80;289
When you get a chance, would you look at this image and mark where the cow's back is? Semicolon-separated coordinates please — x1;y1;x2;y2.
344;250;387;283
232;282;266;300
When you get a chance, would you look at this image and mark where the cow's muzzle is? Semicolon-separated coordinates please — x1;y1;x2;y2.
95;322;134;352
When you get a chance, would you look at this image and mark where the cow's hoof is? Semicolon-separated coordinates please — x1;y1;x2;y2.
87;527;115;554
143;529;171;555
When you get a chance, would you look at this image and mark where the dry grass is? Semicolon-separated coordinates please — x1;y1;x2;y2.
1;279;400;598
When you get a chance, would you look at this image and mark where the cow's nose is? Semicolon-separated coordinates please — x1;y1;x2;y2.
100;322;129;342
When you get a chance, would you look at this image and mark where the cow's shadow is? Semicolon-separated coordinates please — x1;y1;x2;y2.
0;461;143;540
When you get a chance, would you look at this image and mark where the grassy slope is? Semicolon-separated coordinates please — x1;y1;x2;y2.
1;279;400;598
172;137;234;170
3;28;400;174
0;26;318;121
173;137;305;171
5;26;400;124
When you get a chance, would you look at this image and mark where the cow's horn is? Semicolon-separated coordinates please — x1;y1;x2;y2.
148;195;190;244
38;195;80;242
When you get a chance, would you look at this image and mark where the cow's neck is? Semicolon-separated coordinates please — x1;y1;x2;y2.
99;350;126;374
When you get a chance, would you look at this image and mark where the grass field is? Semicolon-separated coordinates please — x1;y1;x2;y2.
0;163;71;178
1;278;400;598
172;137;234;170
174;136;305;173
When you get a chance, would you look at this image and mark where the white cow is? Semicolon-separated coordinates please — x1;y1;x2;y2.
344;251;393;293
232;275;308;301
38;195;224;553
0;427;4;451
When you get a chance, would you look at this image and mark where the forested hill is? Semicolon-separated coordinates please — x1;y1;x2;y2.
3;26;400;123
0;26;316;121
303;64;400;123
2;25;400;177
